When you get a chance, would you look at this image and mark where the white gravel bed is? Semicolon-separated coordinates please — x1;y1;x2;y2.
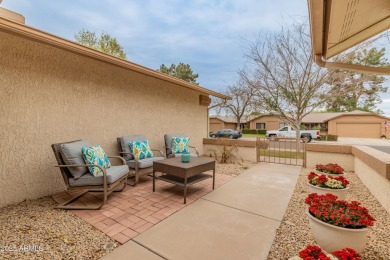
267;169;390;260
215;160;256;177
0;197;117;260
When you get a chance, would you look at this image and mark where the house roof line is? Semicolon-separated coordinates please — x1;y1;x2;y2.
212;111;389;124
323;113;389;122
0;16;231;100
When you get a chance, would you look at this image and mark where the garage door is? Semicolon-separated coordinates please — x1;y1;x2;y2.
336;123;381;138
210;123;222;132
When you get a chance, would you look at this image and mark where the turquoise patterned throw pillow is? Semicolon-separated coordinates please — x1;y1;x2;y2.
172;137;189;154
129;140;154;160
81;144;111;176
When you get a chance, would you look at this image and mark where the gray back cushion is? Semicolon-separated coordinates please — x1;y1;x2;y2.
118;135;146;161
60;140;92;179
164;134;186;156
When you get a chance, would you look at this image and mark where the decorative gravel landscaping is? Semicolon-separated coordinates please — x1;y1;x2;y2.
267;168;390;259
0;197;117;260
215;160;256;177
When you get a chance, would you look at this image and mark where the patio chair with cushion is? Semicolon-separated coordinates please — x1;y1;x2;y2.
51;140;129;210
117;135;164;185
164;134;199;158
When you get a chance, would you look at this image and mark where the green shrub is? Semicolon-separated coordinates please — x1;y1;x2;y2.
319;134;338;141
242;129;266;135
242;129;258;134
312;125;321;130
242;129;249;134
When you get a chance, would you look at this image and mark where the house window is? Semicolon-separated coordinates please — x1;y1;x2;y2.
256;123;265;129
279;122;288;128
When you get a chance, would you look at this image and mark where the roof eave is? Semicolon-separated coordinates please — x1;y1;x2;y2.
0;16;231;100
307;0;390;76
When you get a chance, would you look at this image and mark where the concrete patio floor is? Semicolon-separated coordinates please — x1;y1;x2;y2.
52;173;232;244
102;163;301;260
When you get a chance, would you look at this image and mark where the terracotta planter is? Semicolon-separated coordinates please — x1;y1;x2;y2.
306;209;369;253
307;183;348;200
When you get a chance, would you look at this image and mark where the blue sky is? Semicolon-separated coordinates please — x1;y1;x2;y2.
2;0;390;115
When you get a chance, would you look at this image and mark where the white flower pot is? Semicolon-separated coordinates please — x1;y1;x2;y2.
306;209;369;253
307;183;348;200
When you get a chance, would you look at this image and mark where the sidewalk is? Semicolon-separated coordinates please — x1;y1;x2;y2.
101;163;301;260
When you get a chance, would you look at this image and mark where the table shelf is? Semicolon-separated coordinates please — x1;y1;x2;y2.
155;173;211;187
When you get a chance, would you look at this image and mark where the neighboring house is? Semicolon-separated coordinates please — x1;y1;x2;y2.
211;111;389;138
0;10;229;207
302;111;389;138
248;115;289;131
209;115;257;132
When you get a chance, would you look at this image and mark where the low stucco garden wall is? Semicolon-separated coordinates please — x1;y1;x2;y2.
306;143;390;214
306;144;354;171
0;30;209;207
203;138;258;162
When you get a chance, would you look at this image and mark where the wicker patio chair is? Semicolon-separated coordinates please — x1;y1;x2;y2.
51;140;129;210
164;134;199;158
117;135;164;185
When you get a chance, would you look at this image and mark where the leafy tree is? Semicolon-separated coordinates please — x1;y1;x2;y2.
158;63;199;85
241;23;331;149
74;29;127;59
326;47;389;113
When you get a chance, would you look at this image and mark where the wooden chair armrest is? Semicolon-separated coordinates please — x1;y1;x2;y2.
189;146;200;156
107;156;127;165
163;146;173;152
151;148;164;157
55;164;107;180
119;152;133;155
163;146;174;158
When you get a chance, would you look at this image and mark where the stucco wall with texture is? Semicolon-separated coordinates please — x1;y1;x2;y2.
0;31;208;207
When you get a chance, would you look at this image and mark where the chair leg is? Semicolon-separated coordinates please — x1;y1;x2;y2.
135;169;139;185
127;169;139;186
54;190;104;210
114;180;127;192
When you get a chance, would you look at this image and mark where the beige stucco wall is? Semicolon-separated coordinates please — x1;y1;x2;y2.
327;115;387;138
0;31;208;207
306;151;355;171
354;157;390;214
249;116;283;130
203;144;257;162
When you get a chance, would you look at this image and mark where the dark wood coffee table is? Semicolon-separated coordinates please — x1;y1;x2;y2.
153;157;216;204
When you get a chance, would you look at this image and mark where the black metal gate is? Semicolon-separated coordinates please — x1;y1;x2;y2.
256;137;306;166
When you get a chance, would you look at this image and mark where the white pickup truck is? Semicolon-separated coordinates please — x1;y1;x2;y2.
265;126;320;142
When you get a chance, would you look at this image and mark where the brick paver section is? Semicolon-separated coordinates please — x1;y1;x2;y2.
52;173;232;244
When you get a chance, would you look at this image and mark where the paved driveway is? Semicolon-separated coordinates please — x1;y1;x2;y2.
335;138;390;154
337;137;390;146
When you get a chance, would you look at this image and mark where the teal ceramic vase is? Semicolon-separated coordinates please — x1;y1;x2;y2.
181;153;190;163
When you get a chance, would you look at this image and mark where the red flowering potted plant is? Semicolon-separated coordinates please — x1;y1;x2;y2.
305;193;375;253
307;172;349;199
315;163;344;175
289;245;361;260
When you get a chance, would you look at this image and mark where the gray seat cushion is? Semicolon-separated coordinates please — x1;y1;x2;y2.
164;134;186;156
174;153;198;158
60;140;92;179
69;165;129;187
127;157;165;169
118;135;146;161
